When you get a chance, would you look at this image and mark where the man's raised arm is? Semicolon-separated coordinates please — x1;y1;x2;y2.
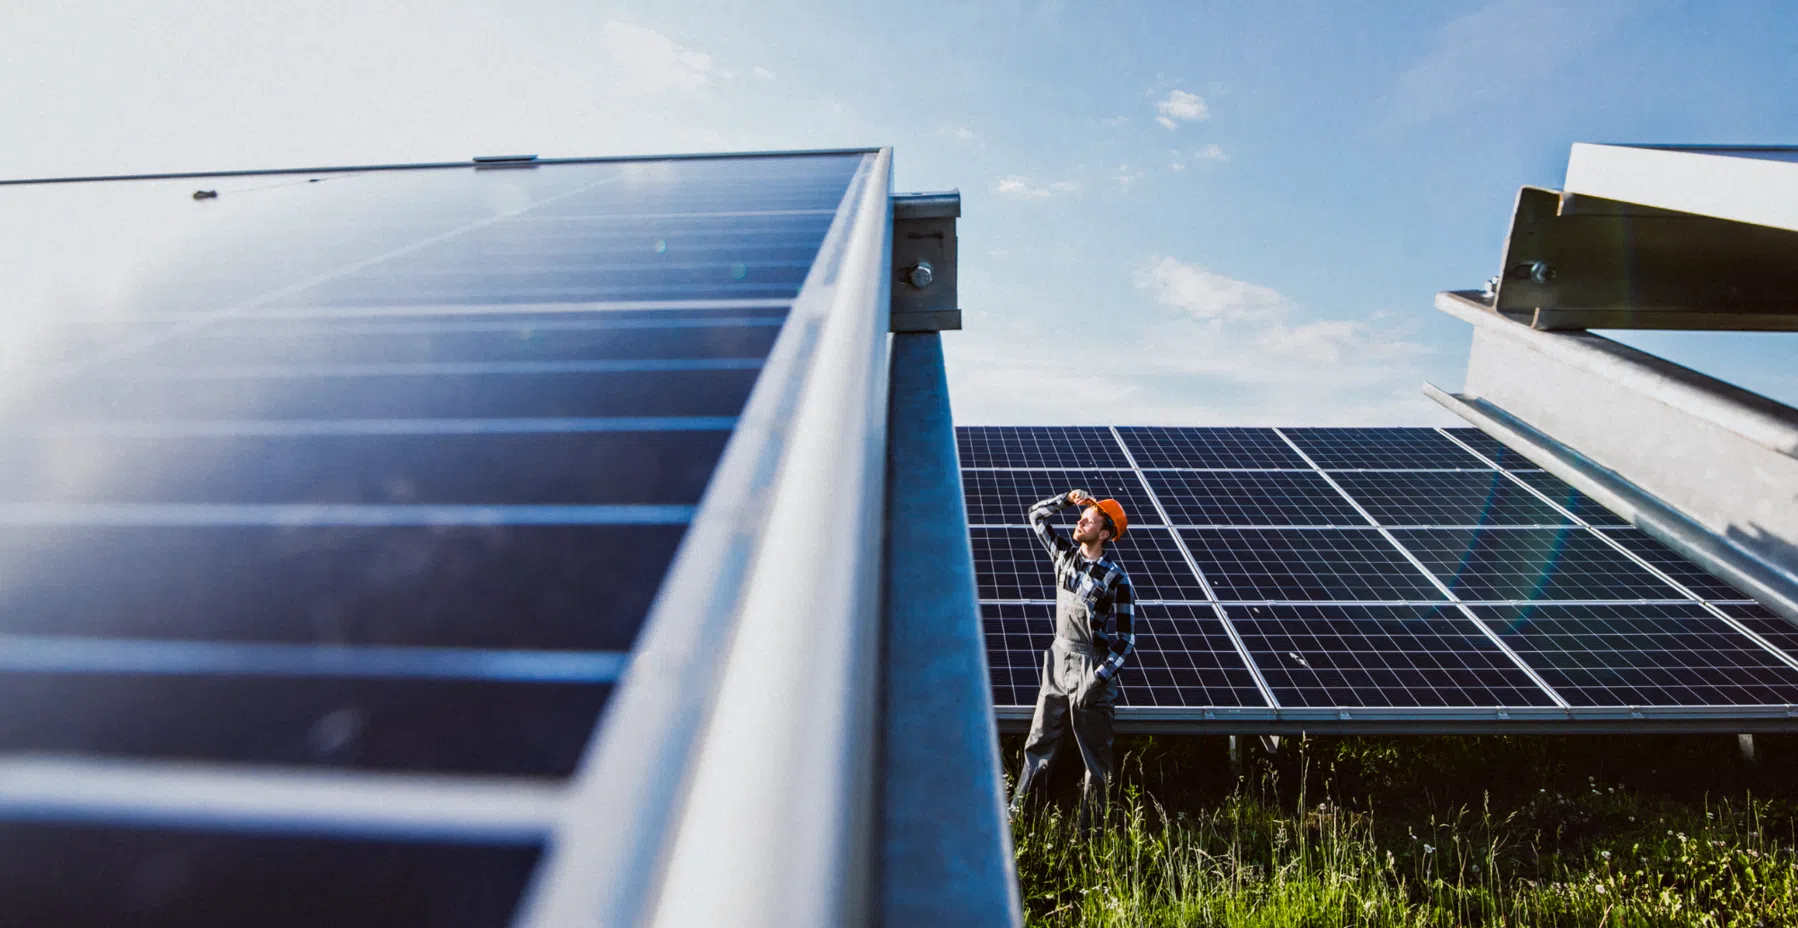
1027;491;1078;563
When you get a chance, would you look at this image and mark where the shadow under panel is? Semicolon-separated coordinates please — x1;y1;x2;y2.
1474;603;1798;707
1225;603;1554;708
1394;527;1682;602
0;671;608;776
0;524;684;651
0;430;729;505
0;820;539;928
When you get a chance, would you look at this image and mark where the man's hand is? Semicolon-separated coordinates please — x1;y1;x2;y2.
1067;489;1093;507
1073;669;1107;710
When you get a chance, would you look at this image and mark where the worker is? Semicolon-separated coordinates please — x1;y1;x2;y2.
1009;489;1134;827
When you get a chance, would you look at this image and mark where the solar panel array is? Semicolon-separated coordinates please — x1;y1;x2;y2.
0;153;865;926
961;426;1798;719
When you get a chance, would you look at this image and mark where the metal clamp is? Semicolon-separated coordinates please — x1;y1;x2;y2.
890;192;961;332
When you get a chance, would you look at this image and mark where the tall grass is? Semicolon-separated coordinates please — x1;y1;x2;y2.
1010;736;1798;926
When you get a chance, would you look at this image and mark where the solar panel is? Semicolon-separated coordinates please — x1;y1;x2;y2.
1511;471;1631;526
968;527;1207;602
1394;527;1682;602
954;426;1130;468
1596;528;1752;601
1283;427;1486;470
960;468;1159;526
1146;470;1366;526
1329;470;1574;527
1714;602;1798;657
1225;603;1555;708
0;151;867;918
1115;426;1306;469
0;821;541;928
1179;528;1447;603
1473;603;1798;706
1441;427;1540;469
982;603;1053;708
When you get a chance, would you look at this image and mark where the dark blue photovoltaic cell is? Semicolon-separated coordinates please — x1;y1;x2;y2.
960;469;1159;526
1715;602;1798;658
1512;471;1631;527
1330;471;1573;527
969;527;1206;602
1225;604;1554;708
1179;528;1445;603
1474;603;1798;706
1595;528;1752;601
1284;427;1485;470
111;311;786;367
1442;428;1540;470
0;525;684;651
0;431;730;504
0;673;609;777
1116;426;1306;469
983;602;1053;708
1146;470;1366;526
0;822;540;928
956;426;1130;468
1124;604;1267;708
1396;528;1681;602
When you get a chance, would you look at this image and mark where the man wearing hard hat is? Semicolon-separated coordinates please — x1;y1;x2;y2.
1009;489;1135;825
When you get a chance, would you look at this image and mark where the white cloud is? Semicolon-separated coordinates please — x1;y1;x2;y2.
1169;145;1226;171
1153;89;1209;129
951;127;977;141
1113;163;1145;190
598;20;714;93
751;66;775;80
1140;257;1288;321
994;175;1075;198
1196;144;1227;162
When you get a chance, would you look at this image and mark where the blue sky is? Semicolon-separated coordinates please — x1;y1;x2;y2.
4;0;1793;424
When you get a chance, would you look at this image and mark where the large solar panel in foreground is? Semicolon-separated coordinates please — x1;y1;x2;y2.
0;152;867;925
962;425;1798;727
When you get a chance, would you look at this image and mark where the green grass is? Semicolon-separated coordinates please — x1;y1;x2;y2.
1008;735;1798;926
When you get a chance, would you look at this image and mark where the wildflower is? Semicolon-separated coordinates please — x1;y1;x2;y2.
1706;812;1714;820
1423;844;1435;855
1601;850;1611;860
1595;883;1606;895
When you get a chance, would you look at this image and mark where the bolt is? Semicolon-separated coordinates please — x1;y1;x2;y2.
1528;260;1554;285
906;261;935;289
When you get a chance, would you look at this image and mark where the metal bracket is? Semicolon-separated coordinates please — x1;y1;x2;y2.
890;191;960;333
1490;185;1798;331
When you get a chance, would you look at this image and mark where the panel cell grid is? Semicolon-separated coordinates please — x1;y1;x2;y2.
1595;528;1753;601
1330;471;1574;527
1116;426;1306;469
1475;603;1798;706
961;469;1159;527
1442;427;1540;470
1396;527;1681;602
1715;602;1798;659
969;527;1206;603
1512;471;1631;527
955;426;1129;469
982;603;1053;708
1179;528;1446;603
1283;427;1486;470
1226;604;1555;708
1146;470;1366;526
1108;529;1211;602
1123;605;1267;708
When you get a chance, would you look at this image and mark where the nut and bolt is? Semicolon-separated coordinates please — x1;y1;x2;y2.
906;261;935;289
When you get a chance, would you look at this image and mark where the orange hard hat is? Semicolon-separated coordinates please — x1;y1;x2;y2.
1082;497;1128;538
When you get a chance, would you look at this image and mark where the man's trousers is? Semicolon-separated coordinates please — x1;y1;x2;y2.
1011;637;1117;823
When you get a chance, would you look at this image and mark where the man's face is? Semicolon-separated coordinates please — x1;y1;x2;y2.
1072;504;1112;546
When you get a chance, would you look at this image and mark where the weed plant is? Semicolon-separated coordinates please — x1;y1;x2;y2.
1008;734;1798;926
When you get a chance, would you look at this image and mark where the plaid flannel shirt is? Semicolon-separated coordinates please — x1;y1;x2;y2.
1027;494;1136;681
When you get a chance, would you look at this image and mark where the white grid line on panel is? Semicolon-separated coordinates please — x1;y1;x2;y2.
0;756;560;841
1434;427;1798;673
1111;426;1279;709
1273;427;1573;709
